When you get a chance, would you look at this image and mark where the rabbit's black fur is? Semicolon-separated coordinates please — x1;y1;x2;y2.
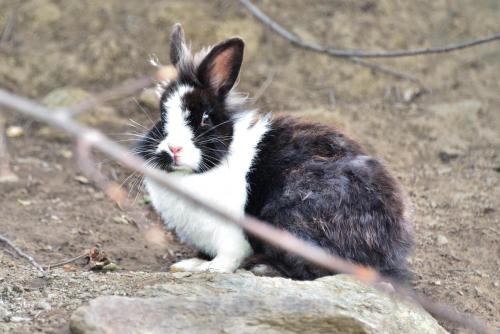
245;117;412;280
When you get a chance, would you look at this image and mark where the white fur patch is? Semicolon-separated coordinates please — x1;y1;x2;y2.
145;111;270;273
156;85;202;171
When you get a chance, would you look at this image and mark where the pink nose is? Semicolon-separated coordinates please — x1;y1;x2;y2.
169;146;183;154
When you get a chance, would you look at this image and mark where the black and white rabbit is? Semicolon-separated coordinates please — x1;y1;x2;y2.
136;24;413;280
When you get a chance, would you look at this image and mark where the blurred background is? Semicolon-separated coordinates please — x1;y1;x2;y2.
0;1;499;333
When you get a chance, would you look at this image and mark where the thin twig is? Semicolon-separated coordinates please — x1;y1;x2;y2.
76;139;128;209
76;139;154;231
0;234;46;276
348;57;427;89
0;12;15;45
253;68;276;101
0;89;495;334
0;112;18;182
44;253;87;270
239;0;500;58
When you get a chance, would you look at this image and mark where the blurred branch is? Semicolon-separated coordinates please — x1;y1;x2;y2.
239;0;500;58
0;12;15;45
347;57;425;88
0;112;18;182
76;139;128;209
76;138;154;231
0;234;46;276
0;87;495;334
253;67;276;101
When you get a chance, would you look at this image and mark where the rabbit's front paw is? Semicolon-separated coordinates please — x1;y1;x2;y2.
197;258;239;273
170;258;207;272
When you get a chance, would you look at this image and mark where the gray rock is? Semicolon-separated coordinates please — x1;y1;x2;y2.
70;273;448;334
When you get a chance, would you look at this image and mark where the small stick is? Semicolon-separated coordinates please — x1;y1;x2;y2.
253;68;276;101
76;139;129;209
44;253;87;270
76;139;155;231
0;234;46;276
0;112;18;182
348;57;428;90
0;12;15;45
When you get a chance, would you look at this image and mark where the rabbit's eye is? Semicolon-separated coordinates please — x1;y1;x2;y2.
201;112;210;127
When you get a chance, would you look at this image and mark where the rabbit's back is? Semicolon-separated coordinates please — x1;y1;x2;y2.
245;116;413;280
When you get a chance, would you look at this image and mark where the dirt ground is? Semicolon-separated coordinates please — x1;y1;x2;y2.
0;0;499;333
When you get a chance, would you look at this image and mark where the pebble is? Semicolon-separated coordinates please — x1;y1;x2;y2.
6;126;24;138
436;234;449;246
10;316;31;323
74;175;90;184
35;301;51;311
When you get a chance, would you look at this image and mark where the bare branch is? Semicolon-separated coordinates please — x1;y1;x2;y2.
253;67;276;101
76;138;155;231
0;12;15;45
0;233;46;276
0;112;18;183
239;0;500;58
348;58;427;89
76;139;128;209
0;88;495;334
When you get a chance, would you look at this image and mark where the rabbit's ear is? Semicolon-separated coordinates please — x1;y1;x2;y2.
170;23;188;66
197;38;244;98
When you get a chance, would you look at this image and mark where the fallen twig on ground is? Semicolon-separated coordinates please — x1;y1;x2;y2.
44;253;87;270
0;233;46;276
0;85;495;334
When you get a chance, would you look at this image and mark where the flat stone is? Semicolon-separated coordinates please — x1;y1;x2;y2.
70;273;448;334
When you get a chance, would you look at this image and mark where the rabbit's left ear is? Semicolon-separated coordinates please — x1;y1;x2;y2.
170;23;188;66
197;38;244;98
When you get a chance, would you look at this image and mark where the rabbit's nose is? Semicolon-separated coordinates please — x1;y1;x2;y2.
169;146;183;155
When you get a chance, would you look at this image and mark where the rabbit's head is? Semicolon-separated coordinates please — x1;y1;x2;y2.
137;24;246;173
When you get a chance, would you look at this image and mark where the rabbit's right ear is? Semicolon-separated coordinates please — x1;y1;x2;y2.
170;23;188;66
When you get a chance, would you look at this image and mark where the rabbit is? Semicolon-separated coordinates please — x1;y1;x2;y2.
135;23;413;280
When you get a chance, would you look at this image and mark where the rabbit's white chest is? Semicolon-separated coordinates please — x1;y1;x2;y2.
145;114;269;257
145;166;248;255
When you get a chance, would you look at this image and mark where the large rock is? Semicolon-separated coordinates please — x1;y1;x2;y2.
70;272;447;334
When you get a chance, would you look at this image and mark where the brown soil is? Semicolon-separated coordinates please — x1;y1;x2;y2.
0;1;499;333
